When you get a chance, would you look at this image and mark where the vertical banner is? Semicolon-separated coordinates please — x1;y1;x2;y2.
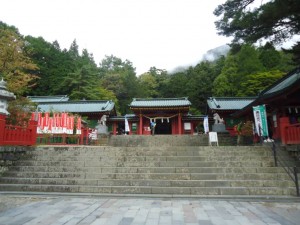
62;113;67;133
203;116;209;134
253;105;269;137
125;116;130;134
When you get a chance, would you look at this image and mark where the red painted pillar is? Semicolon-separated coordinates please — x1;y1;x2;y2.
178;113;182;135
279;117;290;145
28;119;38;146
139;114;143;135
113;121;117;135
0;114;6;145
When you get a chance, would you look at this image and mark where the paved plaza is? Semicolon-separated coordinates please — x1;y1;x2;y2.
0;194;300;225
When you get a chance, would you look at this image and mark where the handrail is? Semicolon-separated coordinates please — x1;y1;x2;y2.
271;142;299;196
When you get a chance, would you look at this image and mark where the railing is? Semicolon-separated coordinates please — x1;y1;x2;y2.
0;118;37;146
3;125;33;145
271;142;299;196
36;128;91;145
285;123;300;144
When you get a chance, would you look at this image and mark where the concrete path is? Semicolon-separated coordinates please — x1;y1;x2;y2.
0;194;300;225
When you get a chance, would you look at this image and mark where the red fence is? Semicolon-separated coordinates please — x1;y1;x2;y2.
285;123;300;145
36;127;90;145
0;115;37;146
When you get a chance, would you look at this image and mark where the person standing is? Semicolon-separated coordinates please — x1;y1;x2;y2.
150;121;156;135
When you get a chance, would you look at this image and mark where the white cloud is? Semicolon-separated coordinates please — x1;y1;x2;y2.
0;0;230;74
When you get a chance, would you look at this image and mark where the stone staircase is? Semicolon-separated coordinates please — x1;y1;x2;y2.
0;136;297;196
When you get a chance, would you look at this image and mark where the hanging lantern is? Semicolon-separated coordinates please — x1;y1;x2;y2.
296;108;298;114
167;118;169;123
161;118;163;123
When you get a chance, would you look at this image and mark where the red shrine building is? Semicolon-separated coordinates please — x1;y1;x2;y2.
108;97;205;135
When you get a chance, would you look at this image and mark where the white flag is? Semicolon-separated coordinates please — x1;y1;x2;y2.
203;116;209;134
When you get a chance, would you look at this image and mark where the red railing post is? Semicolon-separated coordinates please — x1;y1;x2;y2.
0;114;6;145
28;120;38;146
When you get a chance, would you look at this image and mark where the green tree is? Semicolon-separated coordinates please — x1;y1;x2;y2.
235;44;264;77
214;0;300;61
240;70;284;96
213;55;239;96
185;61;220;113
0;24;38;96
138;72;159;98
99;55;140;114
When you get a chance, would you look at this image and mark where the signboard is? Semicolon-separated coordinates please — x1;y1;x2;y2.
253;105;269;137
184;122;191;130
131;123;137;132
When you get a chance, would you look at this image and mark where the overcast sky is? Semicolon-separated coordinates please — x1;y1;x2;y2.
0;0;231;75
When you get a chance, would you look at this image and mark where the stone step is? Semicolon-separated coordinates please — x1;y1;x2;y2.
32;145;271;154
1;144;297;197
7;166;286;174
2;172;291;180
13;160;274;167
0;184;295;196
27;155;274;162
0;177;294;187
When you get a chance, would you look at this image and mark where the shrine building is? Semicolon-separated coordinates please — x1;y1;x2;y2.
107;97;206;135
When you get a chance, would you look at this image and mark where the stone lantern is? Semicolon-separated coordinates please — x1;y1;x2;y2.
0;78;16;115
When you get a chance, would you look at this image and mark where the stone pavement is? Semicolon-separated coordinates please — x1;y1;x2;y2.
0;194;300;225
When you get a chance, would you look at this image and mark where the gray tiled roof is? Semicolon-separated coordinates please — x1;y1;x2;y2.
261;68;300;97
130;97;191;108
207;97;256;110
28;95;69;103
37;100;115;113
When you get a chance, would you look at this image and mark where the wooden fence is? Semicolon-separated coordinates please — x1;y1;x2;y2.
0;115;37;146
285;123;300;145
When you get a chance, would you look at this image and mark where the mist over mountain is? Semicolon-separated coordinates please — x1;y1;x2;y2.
170;45;230;74
201;44;230;61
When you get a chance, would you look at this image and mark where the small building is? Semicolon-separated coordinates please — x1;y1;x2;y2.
206;97;256;134
233;67;300;144
28;96;117;127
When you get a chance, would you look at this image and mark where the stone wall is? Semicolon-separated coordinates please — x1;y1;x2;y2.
0;146;33;176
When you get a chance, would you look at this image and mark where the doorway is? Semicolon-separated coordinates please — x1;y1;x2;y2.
155;119;172;134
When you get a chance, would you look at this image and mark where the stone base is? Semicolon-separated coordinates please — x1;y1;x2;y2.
212;124;228;133
96;124;108;134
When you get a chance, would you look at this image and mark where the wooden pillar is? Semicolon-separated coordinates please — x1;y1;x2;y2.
0;114;6;145
139;114;143;135
190;122;194;135
178;113;182;135
113;121;117;135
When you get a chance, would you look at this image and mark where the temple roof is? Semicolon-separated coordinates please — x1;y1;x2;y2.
37;100;116;114
28;95;69;103
233;67;300;117
258;67;300;99
130;97;191;108
207;97;256;111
